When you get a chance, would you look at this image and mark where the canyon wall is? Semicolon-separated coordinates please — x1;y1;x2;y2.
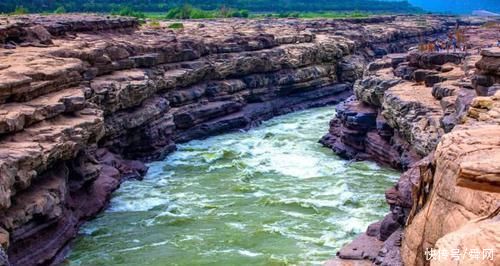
0;14;463;265
402;47;500;266
324;22;500;265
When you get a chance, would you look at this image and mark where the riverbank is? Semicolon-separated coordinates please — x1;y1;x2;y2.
322;27;500;265
0;14;497;265
66;107;399;265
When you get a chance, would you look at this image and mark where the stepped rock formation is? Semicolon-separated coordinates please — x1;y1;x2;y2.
323;21;500;265
0;14;497;265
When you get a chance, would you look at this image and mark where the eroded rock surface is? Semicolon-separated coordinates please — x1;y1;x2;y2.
0;14;498;266
324;21;500;266
402;93;500;266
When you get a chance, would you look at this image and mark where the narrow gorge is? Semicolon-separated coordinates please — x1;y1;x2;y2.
0;14;498;266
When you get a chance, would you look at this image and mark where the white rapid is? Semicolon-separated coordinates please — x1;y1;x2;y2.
67;106;399;266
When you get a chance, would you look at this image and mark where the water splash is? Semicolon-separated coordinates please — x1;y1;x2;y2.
67;106;399;266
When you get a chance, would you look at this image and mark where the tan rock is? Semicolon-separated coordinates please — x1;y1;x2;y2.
431;216;500;266
402;93;500;265
0;227;8;249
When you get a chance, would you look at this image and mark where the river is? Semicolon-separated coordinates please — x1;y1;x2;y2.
66;106;399;266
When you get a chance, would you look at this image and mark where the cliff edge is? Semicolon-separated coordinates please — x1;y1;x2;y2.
323;21;500;265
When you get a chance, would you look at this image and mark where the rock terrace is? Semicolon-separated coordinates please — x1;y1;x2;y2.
322;23;500;265
0;14;498;266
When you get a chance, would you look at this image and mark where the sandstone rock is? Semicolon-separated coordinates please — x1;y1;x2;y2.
0;87;85;135
324;258;371;266
382;82;444;156
432;216;500;266
0;228;8;249
407;52;463;69
366;58;392;72
4;149;146;266
0;14;487;266
431;80;459;99
413;69;439;84
0;109;104;209
25;25;52;45
379;213;401;241
402;102;500;265
174;101;244;129
354;68;402;107
337;233;384;261
374;228;403;266
393;62;416;80
476;47;500;75
332;22;500;266
338;55;366;83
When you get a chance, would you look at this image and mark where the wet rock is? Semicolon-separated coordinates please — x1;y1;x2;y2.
366;221;383;237
321;98;377;158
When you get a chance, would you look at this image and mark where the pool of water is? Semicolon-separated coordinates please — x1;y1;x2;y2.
66;106;399;266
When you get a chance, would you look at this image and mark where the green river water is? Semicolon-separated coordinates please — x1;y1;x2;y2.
66;106;399;266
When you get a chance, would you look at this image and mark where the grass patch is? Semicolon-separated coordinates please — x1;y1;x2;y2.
111;6;146;19
168;22;184;29
164;5;249;19
54;6;66;14
11;6;29;15
148;20;162;29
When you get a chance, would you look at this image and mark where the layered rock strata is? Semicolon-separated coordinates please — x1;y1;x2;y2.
402;91;500;266
324;23;500;266
320;51;468;170
0;14;493;265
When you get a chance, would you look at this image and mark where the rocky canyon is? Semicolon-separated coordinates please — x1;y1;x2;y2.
0;14;499;266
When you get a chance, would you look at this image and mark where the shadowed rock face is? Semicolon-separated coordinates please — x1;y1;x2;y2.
0;14;496;266
323;22;500;266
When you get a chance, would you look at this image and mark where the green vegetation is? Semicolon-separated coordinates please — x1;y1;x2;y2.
167;22;184;29
0;0;423;15
54;6;66;14
254;11;371;19
12;6;28;15
298;11;369;18
111;6;146;19
148;20;161;28
165;5;249;19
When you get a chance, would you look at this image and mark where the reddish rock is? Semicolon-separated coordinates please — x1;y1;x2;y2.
324;23;500;266
0;14;498;266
